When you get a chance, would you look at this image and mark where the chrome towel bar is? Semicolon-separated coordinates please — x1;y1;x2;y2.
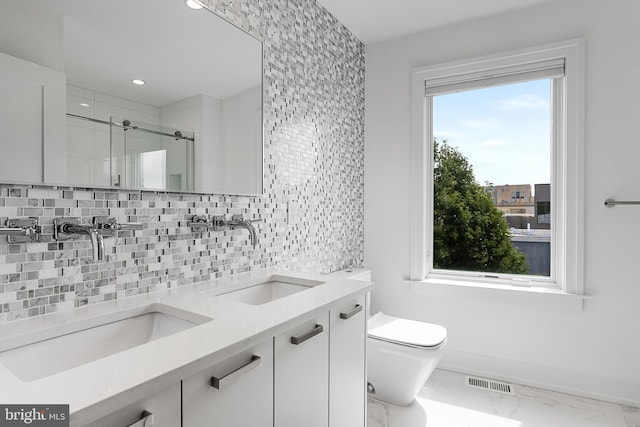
604;199;640;207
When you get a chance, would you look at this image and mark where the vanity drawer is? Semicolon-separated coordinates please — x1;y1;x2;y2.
83;382;181;427
183;338;274;427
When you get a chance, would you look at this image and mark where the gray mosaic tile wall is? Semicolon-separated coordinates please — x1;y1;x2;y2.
0;0;364;323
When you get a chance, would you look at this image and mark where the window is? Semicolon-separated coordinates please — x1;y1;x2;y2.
410;40;584;294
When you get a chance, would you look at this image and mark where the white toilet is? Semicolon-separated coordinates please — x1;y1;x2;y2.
367;312;447;406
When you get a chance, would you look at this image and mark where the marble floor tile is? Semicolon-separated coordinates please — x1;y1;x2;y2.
367;369;639;427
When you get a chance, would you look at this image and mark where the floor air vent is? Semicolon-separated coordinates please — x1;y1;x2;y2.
465;376;515;395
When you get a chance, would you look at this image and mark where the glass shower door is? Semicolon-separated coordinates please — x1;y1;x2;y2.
110;117;194;191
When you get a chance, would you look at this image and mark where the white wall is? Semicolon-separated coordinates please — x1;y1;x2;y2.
0;0;66;184
161;94;223;194
222;85;262;195
365;0;640;406
0;0;63;71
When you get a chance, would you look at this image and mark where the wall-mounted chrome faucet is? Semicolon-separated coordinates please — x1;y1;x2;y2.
54;218;104;262
0;218;42;243
93;216;143;237
189;214;261;247
54;217;143;262
214;214;261;247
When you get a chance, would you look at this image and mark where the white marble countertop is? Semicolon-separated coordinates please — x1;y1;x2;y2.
0;269;373;425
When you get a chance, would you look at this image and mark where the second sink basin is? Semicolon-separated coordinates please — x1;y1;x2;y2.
0;303;211;382
217;275;323;305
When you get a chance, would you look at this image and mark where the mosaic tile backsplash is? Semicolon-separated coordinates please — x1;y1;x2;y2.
0;0;365;323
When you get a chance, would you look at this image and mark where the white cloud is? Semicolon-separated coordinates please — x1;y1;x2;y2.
495;94;549;110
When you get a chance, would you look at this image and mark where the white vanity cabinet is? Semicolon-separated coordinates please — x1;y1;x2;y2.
182;338;274;427
84;382;181;427
329;294;367;427
274;310;330;427
182;297;366;427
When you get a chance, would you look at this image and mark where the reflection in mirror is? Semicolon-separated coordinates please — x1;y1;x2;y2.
1;0;263;195
109;117;195;191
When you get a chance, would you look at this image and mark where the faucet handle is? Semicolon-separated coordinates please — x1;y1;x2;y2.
230;214;261;224
1;218;42;243
116;223;144;231
94;216;143;236
189;215;211;232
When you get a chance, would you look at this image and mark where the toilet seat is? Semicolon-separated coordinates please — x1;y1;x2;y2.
368;312;447;349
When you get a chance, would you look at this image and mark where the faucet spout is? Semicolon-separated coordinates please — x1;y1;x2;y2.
228;214;260;247
62;223;105;262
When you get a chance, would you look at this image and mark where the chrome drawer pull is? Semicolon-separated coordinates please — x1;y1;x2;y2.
211;355;262;390
339;304;362;320
290;324;324;345
126;410;153;427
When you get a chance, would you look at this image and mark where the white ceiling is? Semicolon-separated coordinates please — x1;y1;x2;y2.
317;0;560;44
25;0;262;107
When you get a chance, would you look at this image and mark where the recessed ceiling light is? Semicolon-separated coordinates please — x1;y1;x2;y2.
132;79;145;86
185;0;203;10
80;103;90;107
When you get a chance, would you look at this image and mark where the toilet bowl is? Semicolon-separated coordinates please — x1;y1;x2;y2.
367;312;447;406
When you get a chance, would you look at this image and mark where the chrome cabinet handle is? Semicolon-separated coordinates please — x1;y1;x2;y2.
290;324;324;345
339;304;363;320
126;410;153;427
211;355;262;390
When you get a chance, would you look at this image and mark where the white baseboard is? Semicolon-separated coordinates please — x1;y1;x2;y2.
439;349;640;408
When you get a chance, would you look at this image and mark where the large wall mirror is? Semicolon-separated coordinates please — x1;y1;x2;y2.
0;0;263;195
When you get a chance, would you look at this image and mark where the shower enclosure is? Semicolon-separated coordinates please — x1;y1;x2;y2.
109;117;195;191
65;113;195;191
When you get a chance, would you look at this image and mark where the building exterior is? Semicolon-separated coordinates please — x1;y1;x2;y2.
491;184;535;216
532;183;550;230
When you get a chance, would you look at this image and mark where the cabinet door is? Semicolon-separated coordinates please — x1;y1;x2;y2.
274;310;329;427
329;295;367;427
84;382;181;427
0;51;66;184
183;338;274;427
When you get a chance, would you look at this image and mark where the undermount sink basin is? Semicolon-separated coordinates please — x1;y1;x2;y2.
217;276;324;305
0;303;211;382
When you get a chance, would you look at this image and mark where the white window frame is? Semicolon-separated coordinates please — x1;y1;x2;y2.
409;40;585;297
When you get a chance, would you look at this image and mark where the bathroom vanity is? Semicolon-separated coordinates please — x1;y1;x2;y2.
0;271;372;427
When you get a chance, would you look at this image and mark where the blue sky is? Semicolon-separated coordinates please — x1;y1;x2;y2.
433;79;551;190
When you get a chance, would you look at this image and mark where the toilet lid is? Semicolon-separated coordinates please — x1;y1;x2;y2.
368;312;447;348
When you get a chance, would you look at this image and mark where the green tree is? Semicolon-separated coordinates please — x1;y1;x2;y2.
433;140;529;274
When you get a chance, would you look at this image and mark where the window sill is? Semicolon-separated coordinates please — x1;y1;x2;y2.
409;277;588;312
